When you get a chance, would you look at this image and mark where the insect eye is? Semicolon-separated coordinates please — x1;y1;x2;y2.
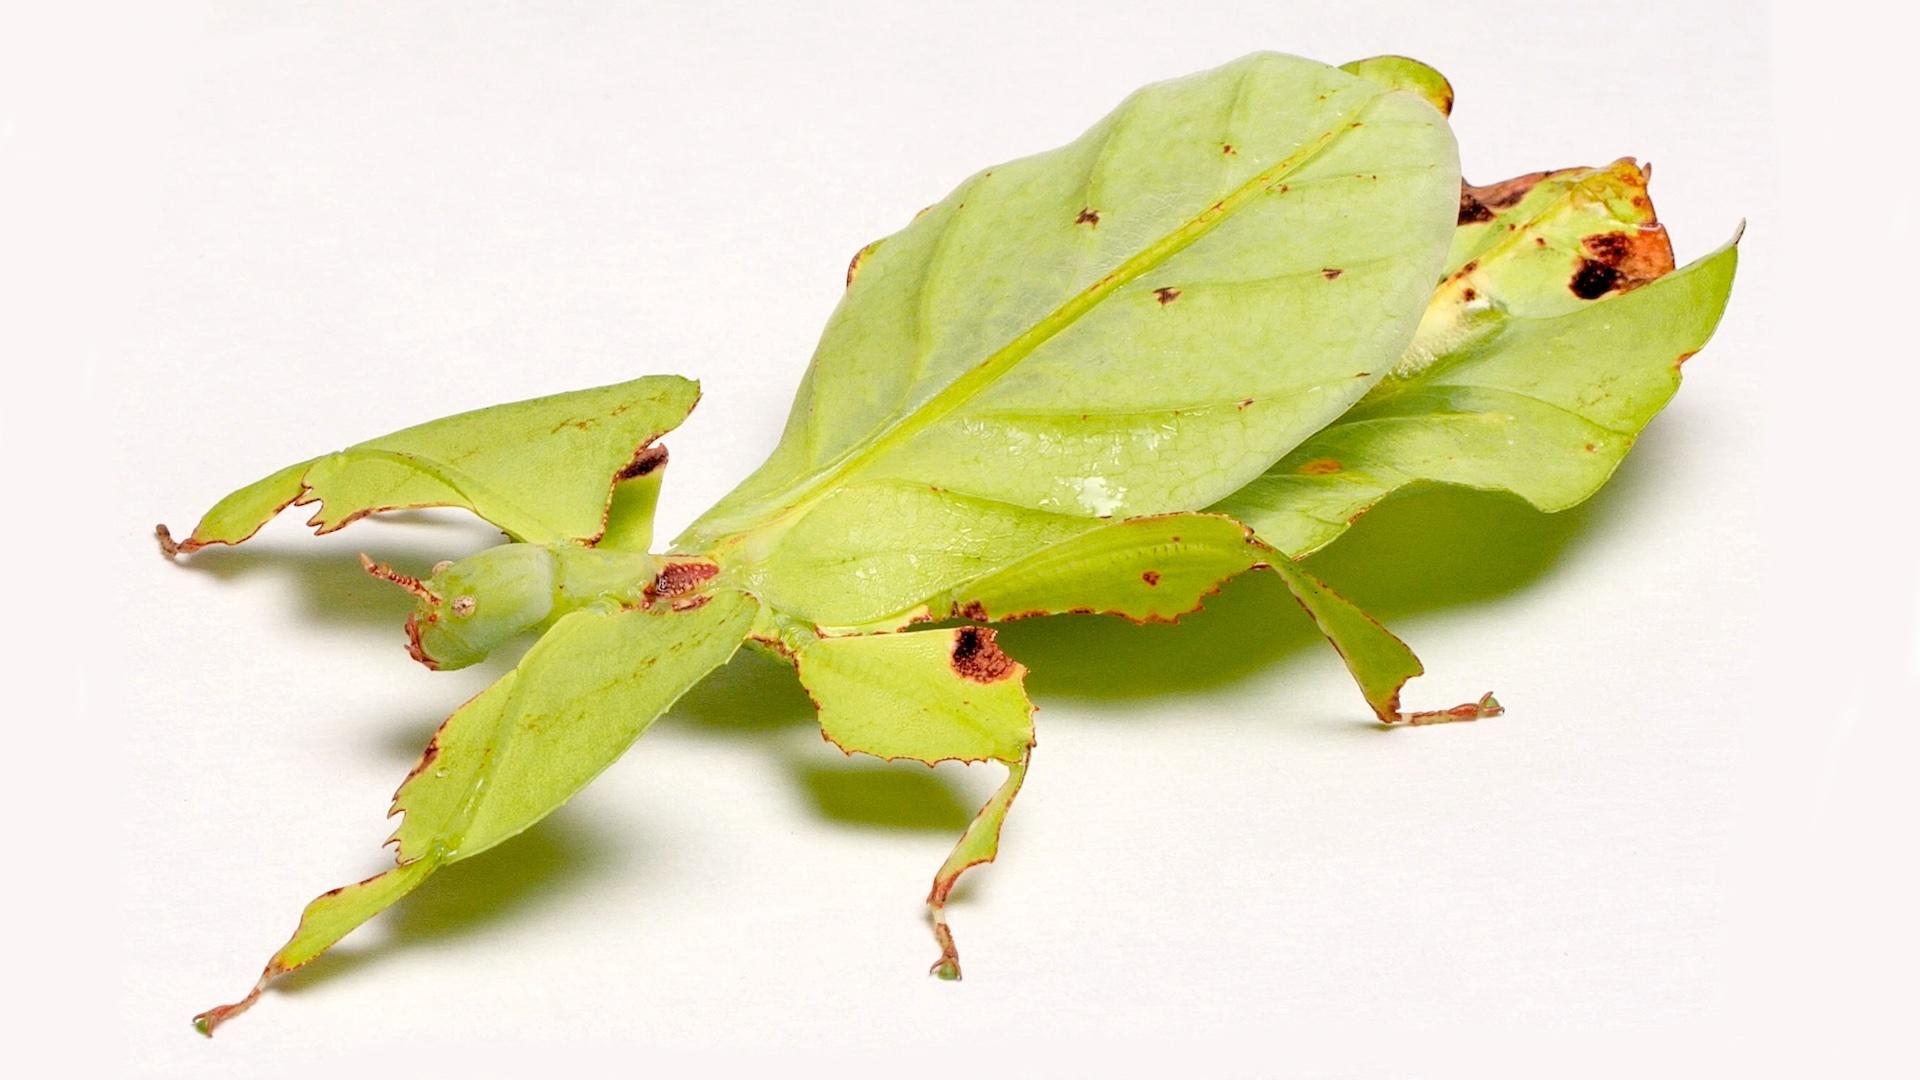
451;596;477;617
432;561;454;575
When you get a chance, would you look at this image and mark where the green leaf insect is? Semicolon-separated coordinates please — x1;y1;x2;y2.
160;52;1737;1034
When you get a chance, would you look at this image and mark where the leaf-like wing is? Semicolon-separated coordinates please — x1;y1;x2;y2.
160;375;699;553
795;626;1035;979
1213;165;1738;557
193;589;755;1035
680;52;1460;628
921;510;1494;723
927;513;1268;626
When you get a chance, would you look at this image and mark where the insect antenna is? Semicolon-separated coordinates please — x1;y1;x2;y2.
358;553;438;602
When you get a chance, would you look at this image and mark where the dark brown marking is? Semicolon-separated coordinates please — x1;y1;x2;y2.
1570;259;1623;300
956;600;990;622
1236;398;1254;410
646;560;719;605
1221;143;1236;155
1460;287;1477;302
1534;236;1548;247
1075;207;1100;227
617;443;669;480
1466;169;1555;210
1153;286;1180;305
1142;570;1161;586
1581;228;1675;287
1321;267;1343;280
1458;184;1495;221
950;626;1016;683
1297;457;1343;476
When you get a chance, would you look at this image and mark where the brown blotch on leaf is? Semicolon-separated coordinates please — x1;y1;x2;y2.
1466;169;1554;210
1321;267;1343;280
617;443;669;481
645;560;719;605
1221;143;1236;155
1142;570;1161;586
1570;259;1624;300
950;626;1016;683
1457;188;1495;225
956;600;990;622
1297;457;1343;476
1153;286;1180;305
1075;207;1101;227
1581;228;1675;289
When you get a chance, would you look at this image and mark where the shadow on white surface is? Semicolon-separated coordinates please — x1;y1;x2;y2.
149;431;1667;1001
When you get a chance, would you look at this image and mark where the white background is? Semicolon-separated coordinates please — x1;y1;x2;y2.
6;2;1914;1076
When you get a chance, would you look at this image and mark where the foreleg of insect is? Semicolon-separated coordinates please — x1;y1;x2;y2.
1267;560;1503;726
926;750;1029;979
193;591;758;1035
792;625;1037;981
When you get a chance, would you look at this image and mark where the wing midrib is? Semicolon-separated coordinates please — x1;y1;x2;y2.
734;88;1385;543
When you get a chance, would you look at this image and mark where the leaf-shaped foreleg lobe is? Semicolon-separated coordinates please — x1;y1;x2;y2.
194;589;757;1035
794;627;1035;980
157;375;700;555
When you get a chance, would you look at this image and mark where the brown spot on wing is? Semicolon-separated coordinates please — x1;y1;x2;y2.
1075;207;1100;227
1570;259;1623;300
1321;267;1343;280
1297;458;1343;476
1142;570;1161;586
1457;187;1494;225
950;626;1016;683
1466;169;1556;210
1153;286;1180;305
1581;228;1675;288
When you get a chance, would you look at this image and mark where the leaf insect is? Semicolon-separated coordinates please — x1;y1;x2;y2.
159;52;1737;1034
